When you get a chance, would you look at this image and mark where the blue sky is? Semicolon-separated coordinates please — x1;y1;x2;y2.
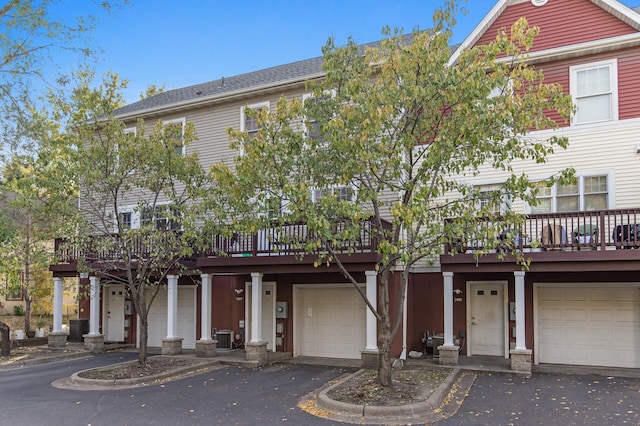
59;0;639;104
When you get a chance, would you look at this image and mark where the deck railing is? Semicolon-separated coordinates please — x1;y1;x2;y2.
54;218;388;263
444;208;640;254
203;218;385;257
54;232;199;264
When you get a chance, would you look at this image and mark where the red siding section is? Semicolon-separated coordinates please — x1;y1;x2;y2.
538;46;640;125
475;0;637;52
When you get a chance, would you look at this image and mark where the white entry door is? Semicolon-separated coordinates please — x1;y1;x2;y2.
106;285;125;342
469;282;505;356
246;282;275;350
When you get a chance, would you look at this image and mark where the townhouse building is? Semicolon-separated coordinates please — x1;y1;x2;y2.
50;0;640;372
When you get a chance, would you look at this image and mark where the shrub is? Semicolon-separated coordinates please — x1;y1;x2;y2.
13;305;25;316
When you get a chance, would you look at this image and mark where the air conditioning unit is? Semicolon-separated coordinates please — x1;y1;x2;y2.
214;330;232;350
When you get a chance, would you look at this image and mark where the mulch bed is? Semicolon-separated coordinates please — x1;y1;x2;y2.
326;367;451;406
77;356;202;380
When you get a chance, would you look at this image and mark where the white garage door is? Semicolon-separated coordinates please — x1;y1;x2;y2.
299;286;366;359
146;286;196;350
538;285;640;368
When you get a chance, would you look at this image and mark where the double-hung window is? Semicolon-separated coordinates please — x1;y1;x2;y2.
241;101;269;138
141;205;181;231
531;175;609;213
570;59;618;125
312;186;354;204
163;118;185;156
477;184;509;216
302;93;328;144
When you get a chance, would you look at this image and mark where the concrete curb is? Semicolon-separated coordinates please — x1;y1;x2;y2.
0;350;90;370
66;356;222;390
314;367;463;424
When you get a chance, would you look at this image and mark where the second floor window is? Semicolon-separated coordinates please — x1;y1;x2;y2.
119;211;132;230
531;175;609;213
312;186;354;204
241;102;270;139
163;119;185;156
570;59;618;125
141;205;181;231
477;184;508;215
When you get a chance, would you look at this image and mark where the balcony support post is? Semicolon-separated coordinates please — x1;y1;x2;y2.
510;270;532;372
88;276;101;335
514;271;526;350
250;272;263;343
200;274;212;341
52;277;64;334
166;275;179;339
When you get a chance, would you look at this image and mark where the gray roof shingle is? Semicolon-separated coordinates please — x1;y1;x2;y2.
113;35;415;118
114;55;325;117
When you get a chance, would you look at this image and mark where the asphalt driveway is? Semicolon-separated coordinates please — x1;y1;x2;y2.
2;352;640;425
0;352;351;426
437;371;640;425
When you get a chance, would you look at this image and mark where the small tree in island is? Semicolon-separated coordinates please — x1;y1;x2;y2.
50;72;208;364
213;3;573;386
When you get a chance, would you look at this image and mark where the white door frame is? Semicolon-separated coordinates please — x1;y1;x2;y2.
245;281;276;350
466;280;509;358
103;284;125;342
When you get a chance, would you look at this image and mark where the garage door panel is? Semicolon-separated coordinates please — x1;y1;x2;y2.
565;288;587;301
539;285;640;368
565;308;586;321
146;287;196;350
300;287;366;359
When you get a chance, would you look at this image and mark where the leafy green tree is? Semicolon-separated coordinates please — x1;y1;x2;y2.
0;152;73;334
216;2;573;386
0;0;128;155
54;72;208;364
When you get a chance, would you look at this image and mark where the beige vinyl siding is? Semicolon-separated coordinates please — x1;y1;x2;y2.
463;118;640;211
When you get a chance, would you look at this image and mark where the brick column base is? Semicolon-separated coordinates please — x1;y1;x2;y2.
82;334;104;353
48;332;68;348
510;349;532;372
438;345;460;366
245;341;268;366
195;339;218;358
162;337;184;355
360;349;379;369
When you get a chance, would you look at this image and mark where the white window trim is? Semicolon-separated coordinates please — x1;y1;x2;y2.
301;93;316;138
569;59;618;126
302;91;337;145
527;172;613;213
311;184;357;204
110;205;140;233
240;101;270;155
162;117;186;155
476;183;510;215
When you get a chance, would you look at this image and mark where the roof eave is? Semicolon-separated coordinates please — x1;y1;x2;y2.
115;72;326;121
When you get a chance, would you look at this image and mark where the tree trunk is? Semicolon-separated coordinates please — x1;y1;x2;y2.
377;269;393;387
133;290;148;365
139;316;148;365
377;325;393;387
0;321;10;356
23;291;32;334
